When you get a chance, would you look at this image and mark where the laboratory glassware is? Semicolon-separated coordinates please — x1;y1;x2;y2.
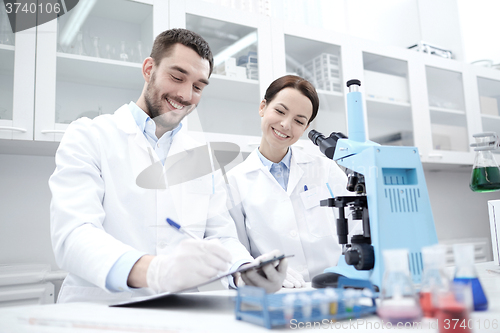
452;243;488;311
91;36;100;58
377;249;422;324
119;41;129;61
436;282;472;333
470;132;500;192
419;245;449;317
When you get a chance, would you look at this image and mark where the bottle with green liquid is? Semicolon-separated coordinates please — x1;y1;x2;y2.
470;133;500;193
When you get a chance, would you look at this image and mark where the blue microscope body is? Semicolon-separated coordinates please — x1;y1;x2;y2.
310;80;438;290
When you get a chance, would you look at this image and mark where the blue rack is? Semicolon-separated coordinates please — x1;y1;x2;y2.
235;277;377;329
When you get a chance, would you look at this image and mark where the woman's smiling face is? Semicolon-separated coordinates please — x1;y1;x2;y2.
259;87;313;157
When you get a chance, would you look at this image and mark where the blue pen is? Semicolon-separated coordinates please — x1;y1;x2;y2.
166;218;201;240
304;185;308;191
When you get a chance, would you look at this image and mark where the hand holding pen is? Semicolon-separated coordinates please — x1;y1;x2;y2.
145;218;232;293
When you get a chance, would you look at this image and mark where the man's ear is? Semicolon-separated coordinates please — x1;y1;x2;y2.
259;100;266;117
142;57;154;82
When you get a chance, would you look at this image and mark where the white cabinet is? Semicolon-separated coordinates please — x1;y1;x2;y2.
2;0;499;166
167;0;273;152
274;21;348;146
34;0;159;142
0;4;36;141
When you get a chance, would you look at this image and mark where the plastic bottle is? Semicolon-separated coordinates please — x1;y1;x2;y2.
452;243;488;311
419;245;450;317
377;249;422;324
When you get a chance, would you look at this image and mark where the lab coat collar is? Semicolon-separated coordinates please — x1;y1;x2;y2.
242;146;314;194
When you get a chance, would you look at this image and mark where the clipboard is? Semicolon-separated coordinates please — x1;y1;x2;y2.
111;254;294;307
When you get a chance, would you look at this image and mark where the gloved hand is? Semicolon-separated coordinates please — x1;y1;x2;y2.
239;249;287;294
282;266;306;288
147;238;232;293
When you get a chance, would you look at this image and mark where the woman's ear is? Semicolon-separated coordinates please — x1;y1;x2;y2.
259;100;266;117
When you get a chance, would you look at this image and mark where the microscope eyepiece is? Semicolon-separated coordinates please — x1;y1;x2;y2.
308;129;325;146
308;129;347;160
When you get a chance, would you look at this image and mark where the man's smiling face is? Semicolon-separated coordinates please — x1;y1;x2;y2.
143;43;210;132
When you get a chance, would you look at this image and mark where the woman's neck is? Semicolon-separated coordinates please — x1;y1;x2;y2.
259;139;288;163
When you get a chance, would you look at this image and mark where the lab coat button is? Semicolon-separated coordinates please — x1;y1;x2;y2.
158;241;167;249
290;230;297;237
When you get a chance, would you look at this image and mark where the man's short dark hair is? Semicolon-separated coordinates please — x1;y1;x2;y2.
150;28;214;76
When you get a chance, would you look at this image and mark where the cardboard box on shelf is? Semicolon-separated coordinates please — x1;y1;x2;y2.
364;70;409;104
480;96;499;116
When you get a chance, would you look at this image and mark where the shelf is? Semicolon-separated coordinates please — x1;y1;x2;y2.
429;107;465;115
0;44;14;51
430;108;467;127
56;52;143;90
202;74;260;103
481;114;500;120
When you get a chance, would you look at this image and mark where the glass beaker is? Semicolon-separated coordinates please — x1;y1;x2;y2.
452;243;488;311
377;249;422;324
470;133;500;192
419;245;449;318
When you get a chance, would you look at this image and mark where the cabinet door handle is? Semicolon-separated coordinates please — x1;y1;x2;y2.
0;126;27;133
41;130;66;134
428;153;443;158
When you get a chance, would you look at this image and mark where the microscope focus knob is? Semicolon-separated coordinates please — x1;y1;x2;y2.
345;250;360;266
345;244;375;270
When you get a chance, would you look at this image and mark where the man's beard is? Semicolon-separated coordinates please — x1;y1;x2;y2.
144;73;194;132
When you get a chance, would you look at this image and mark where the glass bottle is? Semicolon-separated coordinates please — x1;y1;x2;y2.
91;36;100;58
0;7;14;46
419;245;449;318
470;133;500;192
452;243;488;311
119;41;129;62
73;31;86;56
377;249;422;324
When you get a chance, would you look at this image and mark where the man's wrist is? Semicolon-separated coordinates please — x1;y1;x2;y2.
127;255;155;288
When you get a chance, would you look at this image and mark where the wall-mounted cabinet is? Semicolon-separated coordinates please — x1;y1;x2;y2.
34;0;156;142
2;0;499;167
0;4;36;141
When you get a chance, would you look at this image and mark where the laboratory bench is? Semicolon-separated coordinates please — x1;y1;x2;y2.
0;262;499;332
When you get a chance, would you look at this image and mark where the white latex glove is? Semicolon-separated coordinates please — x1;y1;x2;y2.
147;238;232;293
282;267;306;288
239;249;287;294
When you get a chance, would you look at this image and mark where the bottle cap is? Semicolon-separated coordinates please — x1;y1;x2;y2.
422;245;447;269
383;248;410;273
453;243;474;267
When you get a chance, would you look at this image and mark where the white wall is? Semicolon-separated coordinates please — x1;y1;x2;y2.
271;0;465;60
0;154;57;269
425;167;498;258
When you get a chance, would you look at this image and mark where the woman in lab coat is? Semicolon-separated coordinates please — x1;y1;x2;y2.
227;75;350;288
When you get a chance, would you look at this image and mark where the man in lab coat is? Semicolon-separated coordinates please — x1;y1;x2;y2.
49;29;286;303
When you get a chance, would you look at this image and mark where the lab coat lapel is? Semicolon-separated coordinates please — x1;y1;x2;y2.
114;104;152;157
286;147;313;195
244;150;283;188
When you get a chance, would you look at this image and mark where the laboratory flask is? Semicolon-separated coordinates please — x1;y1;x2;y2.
419;245;449;318
452;244;488;311
377;249;422;324
470;133;500;192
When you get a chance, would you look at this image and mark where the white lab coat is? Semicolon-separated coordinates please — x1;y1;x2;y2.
227;147;350;282
50;105;252;303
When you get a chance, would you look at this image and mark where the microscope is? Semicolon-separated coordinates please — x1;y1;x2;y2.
309;79;438;290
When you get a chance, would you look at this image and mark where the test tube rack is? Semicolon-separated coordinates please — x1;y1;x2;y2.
234;277;377;329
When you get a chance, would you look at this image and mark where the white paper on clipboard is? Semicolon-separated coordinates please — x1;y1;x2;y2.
111;254;293;307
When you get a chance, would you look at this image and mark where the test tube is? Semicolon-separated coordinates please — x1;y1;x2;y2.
299;294;312;320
